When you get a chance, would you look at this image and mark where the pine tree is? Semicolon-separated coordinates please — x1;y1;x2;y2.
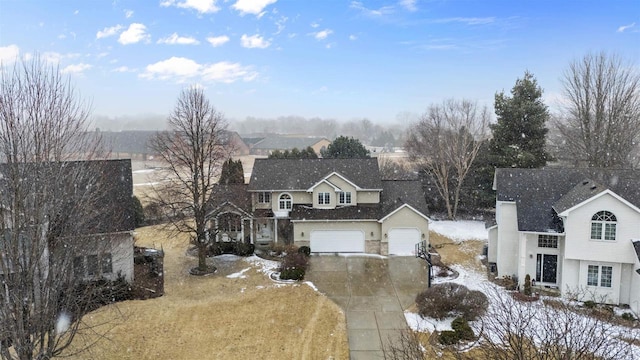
219;158;244;184
490;71;551;168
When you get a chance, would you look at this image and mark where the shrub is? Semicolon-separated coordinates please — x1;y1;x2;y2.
512;291;538;302
523;274;532;296
298;246;311;257
583;300;596;309
416;283;488;321
621;312;636;321
279;252;309;280
234;242;255;257
451;317;475;341
438;330;459;345
268;243;297;257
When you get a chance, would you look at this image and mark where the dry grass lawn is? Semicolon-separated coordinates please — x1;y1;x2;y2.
429;231;486;273
63;225;348;359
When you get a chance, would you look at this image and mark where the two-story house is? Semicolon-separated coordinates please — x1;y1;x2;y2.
207;158;430;256
488;168;640;314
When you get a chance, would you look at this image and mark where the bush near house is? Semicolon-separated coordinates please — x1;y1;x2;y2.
279;252;309;281
416;283;488;321
207;241;255;257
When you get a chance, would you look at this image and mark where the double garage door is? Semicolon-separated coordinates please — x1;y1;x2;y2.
309;228;420;255
310;230;364;253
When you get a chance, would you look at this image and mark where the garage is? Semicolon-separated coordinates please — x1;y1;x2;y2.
388;228;421;256
310;230;365;253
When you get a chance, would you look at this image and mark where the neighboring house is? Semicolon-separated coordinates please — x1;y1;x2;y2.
249;136;331;156
98;130;250;159
0;159;135;282
207;158;431;256
489;168;640;313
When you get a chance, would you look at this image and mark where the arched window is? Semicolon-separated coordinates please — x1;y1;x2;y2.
278;193;292;210
590;211;617;241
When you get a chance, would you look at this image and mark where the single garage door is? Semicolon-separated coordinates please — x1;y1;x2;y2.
388;228;420;256
310;230;365;253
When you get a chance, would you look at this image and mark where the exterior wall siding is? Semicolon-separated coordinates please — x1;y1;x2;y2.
496;201;519;278
312;182;337;209
563;193;638;264
356;191;380;204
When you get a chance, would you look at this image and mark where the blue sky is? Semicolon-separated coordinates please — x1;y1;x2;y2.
0;0;638;128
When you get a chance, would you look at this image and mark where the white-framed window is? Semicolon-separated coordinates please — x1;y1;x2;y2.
74;253;113;279
590;211;616;241
278;193;292;210
318;192;330;205
338;191;352;205
538;234;558;248
258;192;271;204
587;265;613;288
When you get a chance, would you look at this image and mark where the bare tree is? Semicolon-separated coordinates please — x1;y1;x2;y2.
470;287;638;360
0;56;125;359
149;86;231;274
556;52;640;168
405;99;489;219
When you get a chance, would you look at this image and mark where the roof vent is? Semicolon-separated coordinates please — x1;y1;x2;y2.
590;185;597;190
582;180;589;185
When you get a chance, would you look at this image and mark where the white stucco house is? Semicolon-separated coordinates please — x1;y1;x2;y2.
208;158;431;256
488;168;640;314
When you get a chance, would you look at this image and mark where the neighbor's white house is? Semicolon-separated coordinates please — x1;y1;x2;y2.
207;158;431;256
488;168;640;314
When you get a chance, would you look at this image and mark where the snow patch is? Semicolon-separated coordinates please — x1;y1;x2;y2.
337;253;387;259
430;220;488;242
226;267;251;279
132;169;156;174
304;281;318;291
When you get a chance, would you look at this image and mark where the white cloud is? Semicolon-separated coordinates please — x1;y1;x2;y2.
274;15;287;34
157;33;200;45
0;44;20;64
41;52;81;63
160;0;219;14
61;63;92;75
240;34;271;48
232;0;277;15
312;29;333;40
207;35;230;47
310;22;320;28
617;22;636;33
349;34;357;41
124;9;134;18
73;10;79;15
112;66;135;72
118;23;149;45
350;1;394;17
399;0;417;12
140;56;257;83
433;17;495;25
96;24;123;39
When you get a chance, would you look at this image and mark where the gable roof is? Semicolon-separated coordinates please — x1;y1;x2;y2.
248;158;383;191
250;136;329;151
0;159;134;235
381;180;429;218
206;184;252;215
553;179;607;214
495;168;640;232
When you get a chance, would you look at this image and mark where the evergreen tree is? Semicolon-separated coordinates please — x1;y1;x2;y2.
268;147;319;159
219;158;244;184
490;71;551;168
321;136;370;158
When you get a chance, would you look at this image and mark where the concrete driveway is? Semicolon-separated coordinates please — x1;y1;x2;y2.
305;255;430;359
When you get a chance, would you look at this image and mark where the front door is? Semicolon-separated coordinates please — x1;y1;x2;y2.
536;254;558;284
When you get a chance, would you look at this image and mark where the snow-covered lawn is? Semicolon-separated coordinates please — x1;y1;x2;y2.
409;220;640;359
430;220;488;242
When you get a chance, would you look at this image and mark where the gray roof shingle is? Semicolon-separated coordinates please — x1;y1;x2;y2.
381;180;429;218
290;204;380;221
248;158;383;191
495;168;640;232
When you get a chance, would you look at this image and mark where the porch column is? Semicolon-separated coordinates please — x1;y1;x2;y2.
274;218;278;243
249;218;254;244
240;218;245;243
